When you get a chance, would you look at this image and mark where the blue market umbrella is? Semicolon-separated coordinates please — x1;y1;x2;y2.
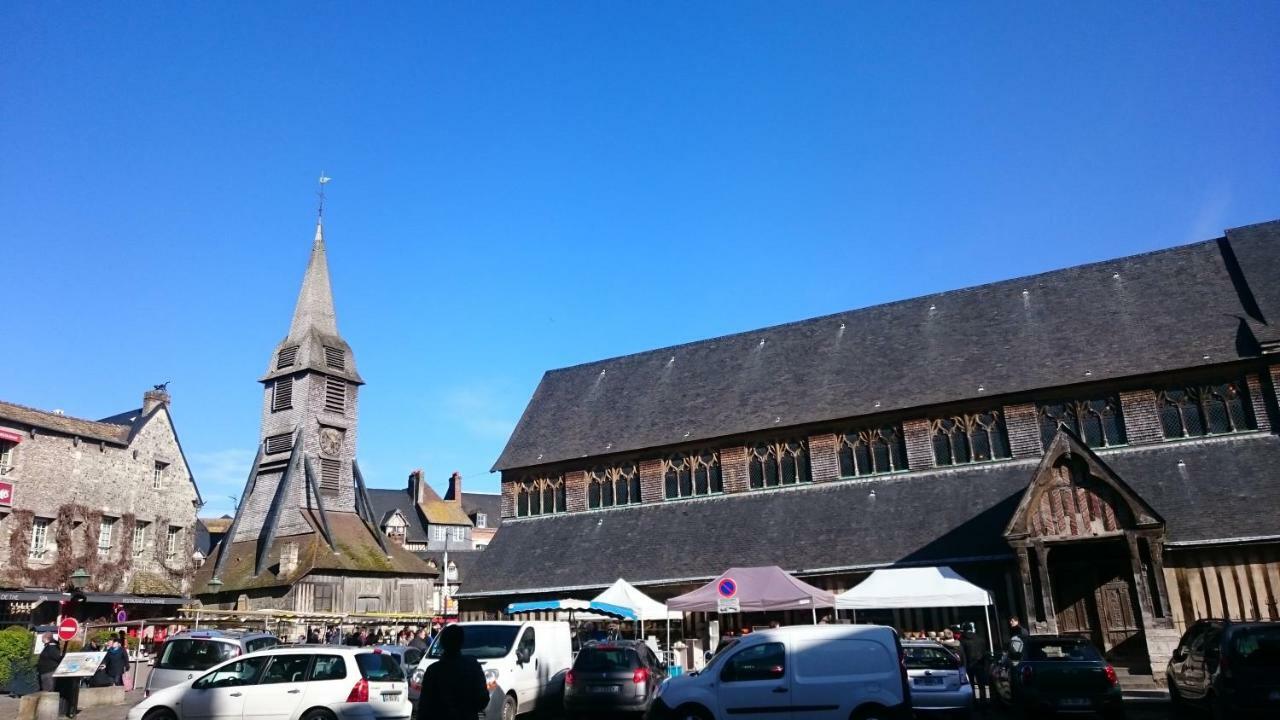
506;598;637;621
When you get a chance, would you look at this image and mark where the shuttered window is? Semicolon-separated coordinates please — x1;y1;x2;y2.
323;346;345;370
277;345;299;369
319;458;341;495
324;377;346;413
265;433;293;455
273;377;293;411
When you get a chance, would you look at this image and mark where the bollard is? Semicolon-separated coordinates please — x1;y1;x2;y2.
34;691;61;720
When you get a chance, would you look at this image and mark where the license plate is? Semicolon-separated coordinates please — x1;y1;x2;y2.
915;677;944;686
1058;698;1090;707
382;693;400;701
589;685;620;694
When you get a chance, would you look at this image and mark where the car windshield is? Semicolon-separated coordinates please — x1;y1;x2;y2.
575;647;638;672
427;625;521;660
357;652;405;681
1231;626;1280;666
1026;639;1102;662
904;645;960;670
157;639;239;671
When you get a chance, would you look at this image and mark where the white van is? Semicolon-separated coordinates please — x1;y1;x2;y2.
647;624;911;720
411;621;573;720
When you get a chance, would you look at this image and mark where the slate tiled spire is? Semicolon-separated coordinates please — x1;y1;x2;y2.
288;220;340;339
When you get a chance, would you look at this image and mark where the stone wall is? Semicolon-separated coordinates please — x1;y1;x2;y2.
0;406;200;592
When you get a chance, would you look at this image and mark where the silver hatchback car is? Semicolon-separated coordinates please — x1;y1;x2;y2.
903;640;974;716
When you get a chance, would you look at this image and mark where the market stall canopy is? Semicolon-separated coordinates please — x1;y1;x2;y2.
593;579;681;621
834;566;992;609
666;566;835;612
506;598;637;620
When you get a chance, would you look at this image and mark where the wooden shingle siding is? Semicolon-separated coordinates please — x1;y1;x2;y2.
1166;544;1280;634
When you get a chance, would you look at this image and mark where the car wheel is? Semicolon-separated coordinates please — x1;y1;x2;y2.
675;705;712;720
501;693;518;720
300;709;336;720
143;709;177;720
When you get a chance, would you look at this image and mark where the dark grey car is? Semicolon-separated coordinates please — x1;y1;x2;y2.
1167;619;1280;718
565;640;667;717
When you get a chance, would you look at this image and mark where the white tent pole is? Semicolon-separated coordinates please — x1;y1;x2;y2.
851;609;856;623
985;595;995;655
812;607;817;624
665;615;671;664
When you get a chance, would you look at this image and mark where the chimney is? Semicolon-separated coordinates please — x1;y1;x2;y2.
408;469;427;505
143;386;171;415
279;541;299;577
446;472;463;504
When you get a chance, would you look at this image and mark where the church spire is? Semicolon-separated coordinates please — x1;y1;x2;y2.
287;176;339;339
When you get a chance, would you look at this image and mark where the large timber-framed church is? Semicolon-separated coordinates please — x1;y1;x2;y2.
463;219;1280;683
194;217;436;613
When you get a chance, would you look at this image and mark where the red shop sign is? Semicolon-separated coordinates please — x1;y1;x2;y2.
0;429;23;444
0;480;12;507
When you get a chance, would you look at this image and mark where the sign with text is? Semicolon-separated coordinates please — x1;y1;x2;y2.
53;652;105;678
717;597;741;614
0;480;12;507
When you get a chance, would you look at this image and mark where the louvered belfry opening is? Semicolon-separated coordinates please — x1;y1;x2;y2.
324;376;346;413
323;345;345;370
319;458;341;496
264;433;292;455
276;345;299;369
272;377;294;411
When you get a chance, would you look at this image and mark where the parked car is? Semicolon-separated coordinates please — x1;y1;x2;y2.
990;634;1122;719
373;645;425;703
646;624;911;720
902;640;973;716
410;621;573;720
1166;619;1280;718
128;645;409;720
145;630;279;694
564;639;668;717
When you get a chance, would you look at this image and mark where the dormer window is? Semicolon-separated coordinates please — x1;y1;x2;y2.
277;345;299;369
475;513;487;528
323;346;345;370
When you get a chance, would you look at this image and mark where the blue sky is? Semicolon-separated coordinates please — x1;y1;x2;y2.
2;2;1277;517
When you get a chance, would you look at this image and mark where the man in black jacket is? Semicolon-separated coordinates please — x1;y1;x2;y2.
37;634;61;691
103;638;129;686
417;625;489;720
960;627;989;705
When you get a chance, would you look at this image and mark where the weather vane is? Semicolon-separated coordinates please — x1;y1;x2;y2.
317;172;332;218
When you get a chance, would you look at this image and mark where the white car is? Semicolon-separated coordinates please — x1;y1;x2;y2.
128;645;410;720
649;624;911;720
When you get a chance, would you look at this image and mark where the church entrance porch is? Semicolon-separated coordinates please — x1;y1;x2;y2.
1048;539;1147;670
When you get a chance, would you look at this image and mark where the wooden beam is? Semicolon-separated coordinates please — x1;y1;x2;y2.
1034;543;1058;634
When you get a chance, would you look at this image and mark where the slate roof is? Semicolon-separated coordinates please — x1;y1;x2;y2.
366;488;431;543
463;432;1280;597
462;492;503;528
418;484;473;526
0;400;133;445
194;511;437;593
416;550;485;583
495;222;1280;471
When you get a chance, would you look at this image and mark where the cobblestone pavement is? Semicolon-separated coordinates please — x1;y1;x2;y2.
2;695;1180;720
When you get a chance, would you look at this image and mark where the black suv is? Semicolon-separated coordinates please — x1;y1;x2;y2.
1167;619;1280;717
565;639;668;717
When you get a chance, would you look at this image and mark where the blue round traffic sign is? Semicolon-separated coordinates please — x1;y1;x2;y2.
718;578;737;599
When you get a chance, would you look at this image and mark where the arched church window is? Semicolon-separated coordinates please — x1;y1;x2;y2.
748;440;811;489
931;410;1011;466
664;450;722;499
588;463;641;509
838;425;908;477
517;476;565;517
1038;396;1126;448
1156;379;1255;439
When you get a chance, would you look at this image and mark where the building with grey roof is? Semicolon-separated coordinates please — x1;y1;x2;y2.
462;219;1280;684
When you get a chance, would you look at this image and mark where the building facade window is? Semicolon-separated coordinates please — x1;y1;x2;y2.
664;450;722;499
313;583;335;613
748;440;811;489
475;513;487;529
448;526;467;543
931;410;1011;466
588;463;642;508
272;377;294;411
152;461;168;490
166;526;181;560
1038;396;1126;448
0;440;14;470
431;526;446;542
29;518;50;559
98;517;117;557
838;425;908;477
1156;380;1256;439
516;476;566;517
134;521;149;556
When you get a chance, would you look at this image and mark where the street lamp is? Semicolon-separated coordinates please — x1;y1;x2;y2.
69;568;90;590
207;577;223;592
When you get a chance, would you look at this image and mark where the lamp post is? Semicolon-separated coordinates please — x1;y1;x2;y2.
69;568;90;590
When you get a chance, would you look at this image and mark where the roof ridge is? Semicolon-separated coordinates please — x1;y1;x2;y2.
0;398;128;430
542;236;1223;375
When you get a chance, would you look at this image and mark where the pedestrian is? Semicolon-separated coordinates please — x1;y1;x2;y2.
104;638;129;686
326;625;341;645
416;624;489;720
960;627;989;705
409;629;429;651
1007;616;1026;639
37;633;61;692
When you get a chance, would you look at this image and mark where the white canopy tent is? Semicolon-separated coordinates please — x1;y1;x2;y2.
592;578;681;648
834;566;997;652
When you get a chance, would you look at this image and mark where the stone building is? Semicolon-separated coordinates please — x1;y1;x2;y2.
0;387;202;622
193;218;437;614
462;219;1280;684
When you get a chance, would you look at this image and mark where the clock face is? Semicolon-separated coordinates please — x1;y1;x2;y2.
319;428;343;456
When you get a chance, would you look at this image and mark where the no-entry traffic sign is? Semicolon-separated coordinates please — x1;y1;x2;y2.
58;617;80;642
717;578;738;599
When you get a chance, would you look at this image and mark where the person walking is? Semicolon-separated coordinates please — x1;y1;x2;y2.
104;638;129;686
37;633;61;692
416;625;489;720
960;626;989;705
